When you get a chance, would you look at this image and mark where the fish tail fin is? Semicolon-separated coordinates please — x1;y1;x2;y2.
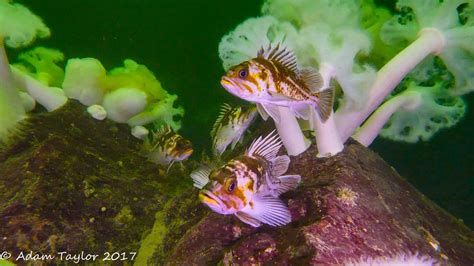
315;87;334;122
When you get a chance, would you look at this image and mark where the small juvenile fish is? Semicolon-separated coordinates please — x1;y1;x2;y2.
220;43;334;122
211;103;257;156
143;125;193;166
191;130;300;227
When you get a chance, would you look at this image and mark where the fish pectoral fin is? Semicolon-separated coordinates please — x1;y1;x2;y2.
315;87;335;122
275;175;301;196
235;211;262;227
257;103;281;124
190;165;212;189
270;155;290;177
300;68;324;92
240;195;292;227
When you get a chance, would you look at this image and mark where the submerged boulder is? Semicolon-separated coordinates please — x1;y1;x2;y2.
0;102;472;265
141;143;474;265
0;101;190;263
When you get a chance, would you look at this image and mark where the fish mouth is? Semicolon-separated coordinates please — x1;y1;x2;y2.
175;148;193;159
220;76;233;87
221;77;241;96
171;148;194;161
199;189;227;214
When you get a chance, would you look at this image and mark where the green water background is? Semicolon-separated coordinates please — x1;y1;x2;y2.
16;0;473;228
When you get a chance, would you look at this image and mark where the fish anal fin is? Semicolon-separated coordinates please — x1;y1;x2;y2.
235;211;262;227
275;175;301;196
259;103;281;124
256;103;269;121
270;155;290;177
300;68;323;93
315;87;335;122
290;104;311;120
240;195;291;227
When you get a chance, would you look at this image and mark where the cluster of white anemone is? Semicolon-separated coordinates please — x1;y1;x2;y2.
218;0;474;157
0;0;184;144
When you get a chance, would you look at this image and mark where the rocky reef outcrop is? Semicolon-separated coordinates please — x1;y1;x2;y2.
0;102;473;265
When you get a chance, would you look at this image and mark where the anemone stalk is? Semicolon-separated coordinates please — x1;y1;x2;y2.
334;28;446;142
353;90;422;146
0;38;24;113
312;63;343;157
273;106;310;156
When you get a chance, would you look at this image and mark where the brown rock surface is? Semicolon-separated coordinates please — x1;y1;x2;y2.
0;101;472;265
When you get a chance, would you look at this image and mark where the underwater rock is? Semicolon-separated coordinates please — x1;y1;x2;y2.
0;101;472;265
0;101;191;263
143;139;474;265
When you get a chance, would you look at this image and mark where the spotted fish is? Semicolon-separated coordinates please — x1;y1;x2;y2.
211;103;257;156
143;124;193;166
191;130;300;227
220;43;334;122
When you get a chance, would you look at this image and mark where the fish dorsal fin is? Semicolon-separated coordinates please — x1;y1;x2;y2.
190;165;212;189
315;87;335;122
157;124;173;136
149;124;173;150
257;43;298;73
300;68;323;93
246;130;282;161
211;103;232;138
239;194;291;227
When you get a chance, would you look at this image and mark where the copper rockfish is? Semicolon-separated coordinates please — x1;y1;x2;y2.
211;103;257;156
143;125;193;165
191;131;300;227
220;44;334;122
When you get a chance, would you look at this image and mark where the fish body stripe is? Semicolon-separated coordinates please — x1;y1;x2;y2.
251;58;317;103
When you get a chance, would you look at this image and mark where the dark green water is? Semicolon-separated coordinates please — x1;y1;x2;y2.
17;0;473;228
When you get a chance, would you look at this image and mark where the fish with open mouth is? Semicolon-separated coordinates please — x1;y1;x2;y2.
191;130;300;227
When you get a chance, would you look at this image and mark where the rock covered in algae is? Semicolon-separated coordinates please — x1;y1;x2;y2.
0;101;191;263
0;101;472;265
141;140;474;265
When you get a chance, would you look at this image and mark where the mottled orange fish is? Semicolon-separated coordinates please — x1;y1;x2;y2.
220;44;334;121
143;124;193;166
211;103;257;156
191;130;300;227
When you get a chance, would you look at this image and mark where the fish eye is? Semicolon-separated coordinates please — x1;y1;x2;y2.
228;180;237;192
238;69;248;79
